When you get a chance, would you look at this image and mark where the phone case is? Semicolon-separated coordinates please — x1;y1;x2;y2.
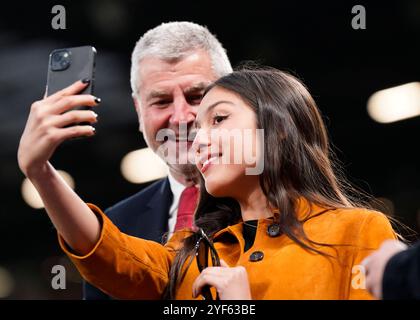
46;45;96;96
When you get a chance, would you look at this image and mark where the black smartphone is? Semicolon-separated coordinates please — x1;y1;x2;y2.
46;45;96;99
46;46;96;130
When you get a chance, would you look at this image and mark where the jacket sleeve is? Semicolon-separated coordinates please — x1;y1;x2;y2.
382;241;420;299
348;211;397;300
58;203;182;299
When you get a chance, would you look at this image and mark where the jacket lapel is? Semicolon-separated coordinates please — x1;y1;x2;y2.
134;178;173;243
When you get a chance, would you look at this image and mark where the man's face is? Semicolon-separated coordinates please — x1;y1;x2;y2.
133;50;217;175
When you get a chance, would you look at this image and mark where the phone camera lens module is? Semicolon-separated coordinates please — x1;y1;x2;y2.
53;53;61;62
51;50;71;71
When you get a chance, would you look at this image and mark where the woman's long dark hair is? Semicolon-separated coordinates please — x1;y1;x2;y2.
164;67;376;299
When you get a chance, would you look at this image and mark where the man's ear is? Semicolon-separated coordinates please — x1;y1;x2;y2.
132;95;143;132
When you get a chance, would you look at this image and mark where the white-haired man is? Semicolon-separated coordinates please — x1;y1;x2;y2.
84;22;232;299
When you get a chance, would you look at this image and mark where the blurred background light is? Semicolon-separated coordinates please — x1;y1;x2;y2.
0;266;15;298
88;0;129;39
21;170;75;209
367;82;420;123
120;148;168;184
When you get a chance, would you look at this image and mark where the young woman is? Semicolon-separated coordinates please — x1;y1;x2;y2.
18;67;396;299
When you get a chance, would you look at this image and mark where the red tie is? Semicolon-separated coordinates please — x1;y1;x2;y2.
174;186;199;231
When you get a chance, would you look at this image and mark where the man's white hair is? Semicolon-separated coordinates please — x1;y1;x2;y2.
130;21;233;97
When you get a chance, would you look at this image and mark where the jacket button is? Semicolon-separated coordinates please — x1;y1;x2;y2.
267;223;281;237
249;251;264;262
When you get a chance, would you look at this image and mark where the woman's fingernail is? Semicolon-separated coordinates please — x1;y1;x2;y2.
94;97;101;104
81;78;90;84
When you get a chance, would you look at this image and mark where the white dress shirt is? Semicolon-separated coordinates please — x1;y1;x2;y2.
167;173;186;239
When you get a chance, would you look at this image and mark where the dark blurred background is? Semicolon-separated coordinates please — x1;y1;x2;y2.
0;0;419;299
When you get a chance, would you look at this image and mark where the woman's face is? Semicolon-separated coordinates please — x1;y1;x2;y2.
193;86;262;198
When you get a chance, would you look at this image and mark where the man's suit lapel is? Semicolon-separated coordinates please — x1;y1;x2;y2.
134;178;173;243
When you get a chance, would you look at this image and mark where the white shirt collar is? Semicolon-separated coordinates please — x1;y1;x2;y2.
167;172;186;217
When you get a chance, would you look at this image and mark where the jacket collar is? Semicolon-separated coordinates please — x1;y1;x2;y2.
143;178;173;241
212;197;330;241
146;177;173;210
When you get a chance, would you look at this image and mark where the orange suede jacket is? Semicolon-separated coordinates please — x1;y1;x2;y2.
59;200;396;299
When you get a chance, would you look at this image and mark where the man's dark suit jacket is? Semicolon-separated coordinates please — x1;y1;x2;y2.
83;178;173;299
383;241;420;299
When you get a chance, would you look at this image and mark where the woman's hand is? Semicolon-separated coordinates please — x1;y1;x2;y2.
192;260;252;300
18;80;99;178
16;80;102;255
